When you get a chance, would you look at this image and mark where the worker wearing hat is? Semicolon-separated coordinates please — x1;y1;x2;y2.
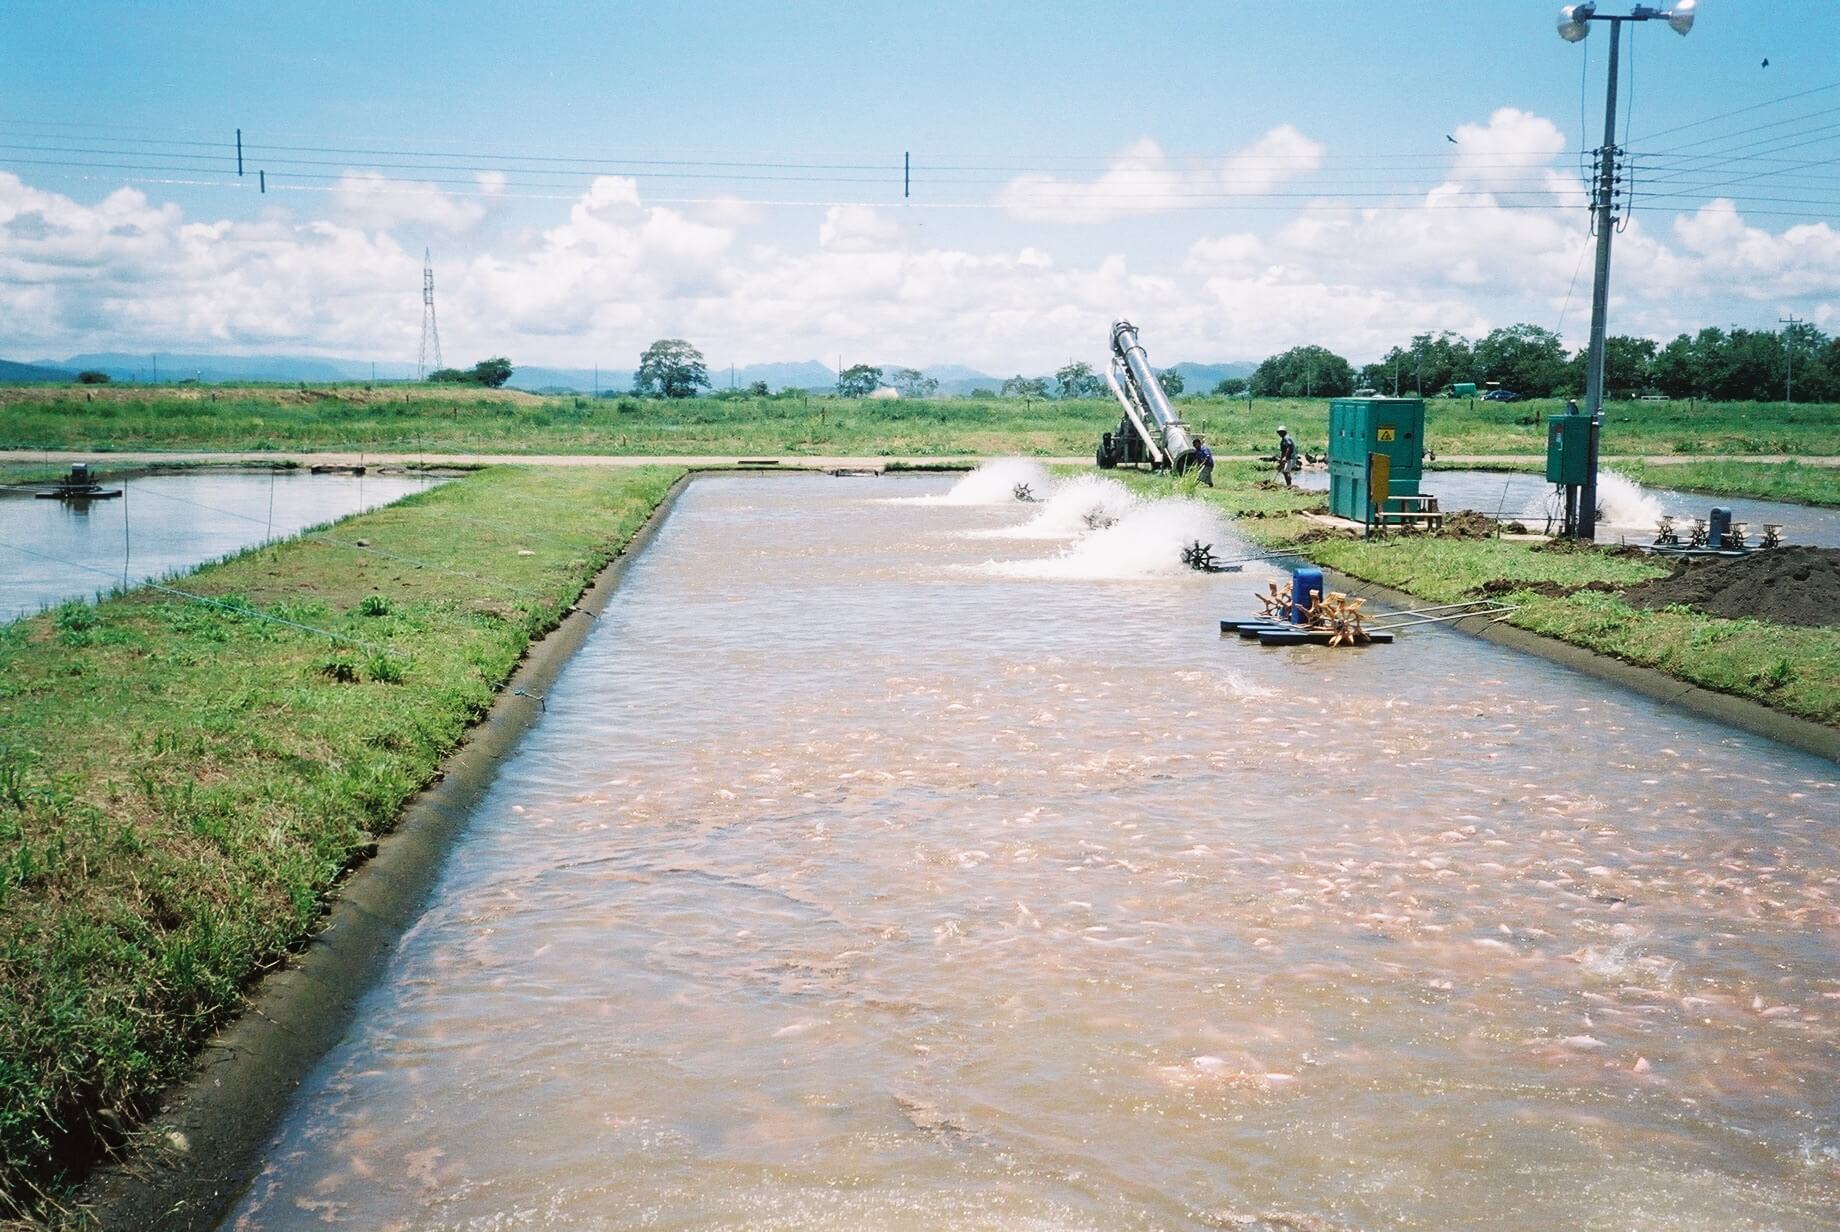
1276;426;1298;486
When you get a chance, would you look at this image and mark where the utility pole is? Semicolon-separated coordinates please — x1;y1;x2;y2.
1779;315;1802;404
1559;1;1696;539
1577;17;1624;542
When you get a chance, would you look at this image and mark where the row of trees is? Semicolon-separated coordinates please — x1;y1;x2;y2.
1331;322;1840;402
427;356;513;387
628;324;1840;403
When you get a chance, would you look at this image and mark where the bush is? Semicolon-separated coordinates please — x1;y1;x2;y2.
356;594;392;617
318;652;361;683
75;370;111;385
365;653;406;684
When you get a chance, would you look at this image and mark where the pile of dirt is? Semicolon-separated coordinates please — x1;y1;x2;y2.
1622;546;1840;627
1437;510;1500;540
1533;536;1649;559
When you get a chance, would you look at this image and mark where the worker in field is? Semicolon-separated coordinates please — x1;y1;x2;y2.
1194;436;1214;487
1276;425;1298;486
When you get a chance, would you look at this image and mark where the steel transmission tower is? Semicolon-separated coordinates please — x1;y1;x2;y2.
417;248;444;380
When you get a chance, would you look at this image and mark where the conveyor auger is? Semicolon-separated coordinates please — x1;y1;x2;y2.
1095;319;1198;474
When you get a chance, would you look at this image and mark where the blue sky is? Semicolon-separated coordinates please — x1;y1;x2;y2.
3;1;1837;373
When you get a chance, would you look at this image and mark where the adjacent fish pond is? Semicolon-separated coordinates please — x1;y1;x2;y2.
224;472;1837;1230
1296;467;1840;547
0;468;444;620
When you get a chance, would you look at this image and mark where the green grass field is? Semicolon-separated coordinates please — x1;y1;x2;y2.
0;465;683;1219
4;383;1839;465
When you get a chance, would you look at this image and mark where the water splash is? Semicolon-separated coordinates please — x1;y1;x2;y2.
982;498;1233;580
1520;469;1664;532
965;475;1139;540
890;458;1054;506
1595;470;1665;530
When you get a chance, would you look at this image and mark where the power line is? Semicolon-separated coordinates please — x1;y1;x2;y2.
1631;78;1840;144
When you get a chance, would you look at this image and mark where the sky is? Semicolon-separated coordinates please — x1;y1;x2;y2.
2;0;1838;376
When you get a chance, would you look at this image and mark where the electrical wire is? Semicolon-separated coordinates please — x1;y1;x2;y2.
1630;78;1840;144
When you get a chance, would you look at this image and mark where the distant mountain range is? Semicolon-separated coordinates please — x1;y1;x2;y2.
5;352;1259;395
0;359;74;382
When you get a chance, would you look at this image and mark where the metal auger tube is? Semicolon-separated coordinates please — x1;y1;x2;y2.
1111;319;1196;472
1104;362;1167;468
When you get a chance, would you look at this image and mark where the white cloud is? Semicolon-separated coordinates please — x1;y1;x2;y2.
995;127;1325;224
818;204;901;252
5;107;1840;376
330;171;485;232
1448;107;1570;195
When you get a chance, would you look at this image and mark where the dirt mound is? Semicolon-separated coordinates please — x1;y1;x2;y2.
1437;510;1499;540
1623;546;1840;627
1533;536;1649;559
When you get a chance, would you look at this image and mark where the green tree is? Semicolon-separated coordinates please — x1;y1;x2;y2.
1567;336;1655;397
746;379;771;397
1155;369;1185;397
1250;345;1355;398
425;367;470;383
1055;360;1102;399
470;357;513;388
890;367;938;398
837;364;884;397
1473;324;1570;396
1405;331;1474;394
1650;331;1704;398
1000;375;1050;398
1213;376;1248;396
634;339;709;398
74;370;110;385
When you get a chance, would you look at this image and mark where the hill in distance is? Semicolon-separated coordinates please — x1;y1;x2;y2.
0;359;74;383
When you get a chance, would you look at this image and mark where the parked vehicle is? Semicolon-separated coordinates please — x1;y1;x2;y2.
1482;389;1522;402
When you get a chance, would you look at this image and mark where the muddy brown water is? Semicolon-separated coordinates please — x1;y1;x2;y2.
221;473;1839;1230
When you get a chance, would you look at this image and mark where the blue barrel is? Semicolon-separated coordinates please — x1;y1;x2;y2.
1290;566;1324;624
1708;506;1732;550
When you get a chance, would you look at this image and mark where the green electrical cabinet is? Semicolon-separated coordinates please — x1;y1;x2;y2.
1546;413;1592;485
1329;397;1424;521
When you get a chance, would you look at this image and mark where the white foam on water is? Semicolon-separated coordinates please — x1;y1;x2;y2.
1517;469;1663;532
1595;470;1665;530
887;457;1053;506
980;498;1232;580
964;475;1140;540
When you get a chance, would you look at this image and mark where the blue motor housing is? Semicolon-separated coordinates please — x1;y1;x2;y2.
1708;507;1732;550
1290;566;1325;624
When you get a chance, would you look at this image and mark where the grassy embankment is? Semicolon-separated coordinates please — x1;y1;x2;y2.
0;464;684;1220
4;384;1840;471
1113;463;1840;727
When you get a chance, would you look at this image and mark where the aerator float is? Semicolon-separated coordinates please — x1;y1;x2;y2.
32;463;122;501
1221;567;1519;647
1651;508;1785;557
